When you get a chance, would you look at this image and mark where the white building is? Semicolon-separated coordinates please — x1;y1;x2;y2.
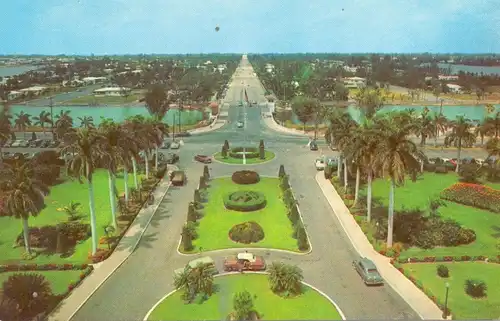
265;63;275;73
82;76;107;85
343;66;358;73
438;75;459;81
7;90;22;100
342;77;366;89
446;84;463;94
19;86;47;96
93;87;131;96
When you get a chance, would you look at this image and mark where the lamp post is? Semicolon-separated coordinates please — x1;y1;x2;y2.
442;282;450;319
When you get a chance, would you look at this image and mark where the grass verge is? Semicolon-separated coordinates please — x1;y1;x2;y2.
213;151;275;165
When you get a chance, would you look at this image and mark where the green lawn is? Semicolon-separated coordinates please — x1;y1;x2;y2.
0;169;139;264
363;172;500;257
403;262;500;320
0;270;84;295
63;94;140;105
147;274;344;320
213;151;276;164
186;177;297;252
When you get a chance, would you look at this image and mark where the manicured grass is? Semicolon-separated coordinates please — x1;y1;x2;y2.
147;274;344;320
403;262;500;320
0;270;84;295
363;172;500;257
0;169;141;264
186;177;297;252
213;151;275;164
63;94;140;105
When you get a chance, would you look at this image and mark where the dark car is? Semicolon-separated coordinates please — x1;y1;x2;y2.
176;131;191;138
194;155;212;164
353;257;384;285
310;141;318;151
160;141;171;149
164;152;179;164
170;170;186;186
40;140;51;148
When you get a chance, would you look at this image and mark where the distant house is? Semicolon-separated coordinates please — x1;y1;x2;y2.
342;77;366;89
439;75;459;81
82;76;108;85
343;66;358;73
446;84;463;94
7;90;22;100
19;86;47;96
93;87;131;96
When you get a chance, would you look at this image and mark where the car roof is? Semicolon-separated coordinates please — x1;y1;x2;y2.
359;257;377;269
237;252;256;262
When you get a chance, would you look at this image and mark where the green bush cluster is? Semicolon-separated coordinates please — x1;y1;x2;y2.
436;264;449;278
223;191;267;212
181;168;208;252
231;170;260;184
228;221;265;244
229;147;260;159
278;166;309;251
465;279;487;298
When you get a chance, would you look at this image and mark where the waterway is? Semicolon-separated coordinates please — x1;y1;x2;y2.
4;105;203;126
0;65;40;78
435;63;500;76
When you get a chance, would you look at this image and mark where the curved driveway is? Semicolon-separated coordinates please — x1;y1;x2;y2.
70;59;419;320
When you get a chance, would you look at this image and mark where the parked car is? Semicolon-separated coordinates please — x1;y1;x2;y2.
164;152;179;164
160;141;171;149
236;121;244;128
310;141;318;151
176;131;191;137
194;155;212;164
170;170;186;186
315;158;326;170
2;139;12;147
174;256;218;277
10;140;23;147
223;252;266;272
170;141;180;149
40;140;51;148
48;140;60;148
352;257;384;285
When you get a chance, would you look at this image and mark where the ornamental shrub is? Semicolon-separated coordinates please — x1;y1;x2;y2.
231;170;260;184
436;264;449;278
441;182;500;212
465;279;487;298
229;222;265;244
224;191;267;212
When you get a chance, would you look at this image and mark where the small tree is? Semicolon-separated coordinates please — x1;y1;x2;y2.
233;290;255;320
428;197;446;217
181;224;194;251
296;225;309;251
199;176;206;189
221;146;228;158
278;164;286;178
259;145;265;159
267;262;304;296
194;189;201;203
31;132;37;141
187;203;197;222
203;165;210;180
279;174;290;191
289;204;300;224
224;140;230;150
259;139;264;149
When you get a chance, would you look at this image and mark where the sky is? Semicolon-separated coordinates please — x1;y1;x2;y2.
1;0;500;55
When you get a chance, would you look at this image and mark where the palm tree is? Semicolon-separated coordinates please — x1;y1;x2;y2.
118;125;140;202
353;87;386;119
61;127;105;255
475;118;494;146
54;110;73;140
415;109;436;146
32;111;52;132
78;116;94;128
375;115;423;247
445;116;477;172
14;111;31;131
430;112;448;146
124;116;146;187
4;161;49;254
0;101;13;167
173;263;215;302
267;262;303;295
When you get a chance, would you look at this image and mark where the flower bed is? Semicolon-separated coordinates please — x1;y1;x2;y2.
441;183;500;213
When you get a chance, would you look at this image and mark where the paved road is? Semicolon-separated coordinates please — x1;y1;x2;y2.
65;57;449;320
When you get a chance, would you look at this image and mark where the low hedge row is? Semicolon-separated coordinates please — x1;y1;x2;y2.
0;263;90;272
229;147;259;159
393;255;500;264
223;191;267;212
441;182;500;213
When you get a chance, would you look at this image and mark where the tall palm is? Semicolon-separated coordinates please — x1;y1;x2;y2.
32;111;52;133
78;116;94;128
61;127;105;255
124;116;146;186
54;110;73;140
4;161;49;254
14;112;31;131
430;112;448;146
475;118;494;146
445;116;477;173
118;126;140;202
353;87;386;119
415;110;436;146
173;263;215;301
0;102;13;167
375;116;423;247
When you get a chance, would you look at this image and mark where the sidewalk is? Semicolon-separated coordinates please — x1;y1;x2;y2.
188;116;226;135
315;172;444;320
48;168;176;321
261;113;309;136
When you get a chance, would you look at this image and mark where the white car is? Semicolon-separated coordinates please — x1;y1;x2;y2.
11;140;23;147
236;121;244;128
170;141;180;149
315;159;326;171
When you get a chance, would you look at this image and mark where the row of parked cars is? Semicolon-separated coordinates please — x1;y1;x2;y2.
2;138;61;149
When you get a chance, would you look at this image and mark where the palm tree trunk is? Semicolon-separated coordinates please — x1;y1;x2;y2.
367;171;373;222
155;146;159;171
337;156;341;178
132;157;138;188
456;138;462;173
144;151;150;178
124;168;129;202
387;178;395;248
420;160;424;173
353;167;360;206
22;218;31;254
107;170;117;228
87;170;98;255
343;158;348;192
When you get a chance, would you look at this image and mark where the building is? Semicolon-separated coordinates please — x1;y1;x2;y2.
446;84;463;94
19;86;47;96
265;64;275;73
7;90;22;100
438;75;459;81
93;87;131;96
343;66;358;73
342;77;366;89
82;76;108;85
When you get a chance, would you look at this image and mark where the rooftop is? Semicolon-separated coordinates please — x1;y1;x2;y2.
94;86;130;92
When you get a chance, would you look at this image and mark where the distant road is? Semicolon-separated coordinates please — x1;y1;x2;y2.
24;84;104;106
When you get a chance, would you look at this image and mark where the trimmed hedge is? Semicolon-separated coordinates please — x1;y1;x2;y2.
228;221;265;244
229;147;259;159
224;191;267;212
441;182;500;213
232;170;260;184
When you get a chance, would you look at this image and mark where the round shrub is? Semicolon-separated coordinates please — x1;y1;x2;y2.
229;147;259;159
224;191;267;212
232;170;260;185
436;264;449;278
229;221;265;244
465;279;487;298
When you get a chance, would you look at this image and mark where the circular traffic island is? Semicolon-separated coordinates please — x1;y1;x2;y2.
145;274;345;320
229;221;265;244
213;148;275;165
224;191;267;212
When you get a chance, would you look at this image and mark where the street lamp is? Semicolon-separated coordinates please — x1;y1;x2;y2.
442;282;450;319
